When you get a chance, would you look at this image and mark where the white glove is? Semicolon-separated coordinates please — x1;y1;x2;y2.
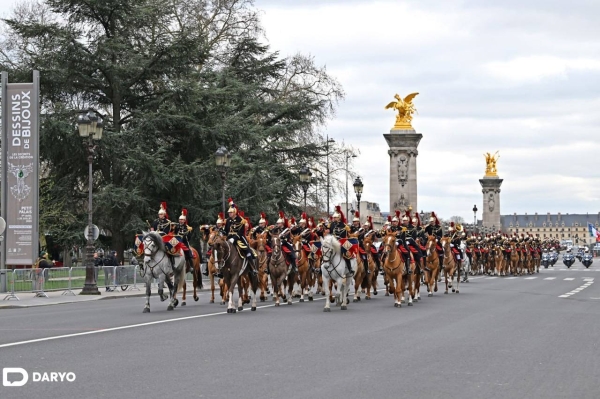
450;244;454;248
406;241;410;245
228;238;234;244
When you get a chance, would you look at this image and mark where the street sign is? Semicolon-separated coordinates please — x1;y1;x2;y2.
83;224;100;241
0;217;5;236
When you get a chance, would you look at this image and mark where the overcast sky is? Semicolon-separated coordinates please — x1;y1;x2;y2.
2;0;599;221
255;0;600;221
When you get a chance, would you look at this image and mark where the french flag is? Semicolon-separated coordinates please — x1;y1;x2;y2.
588;223;600;242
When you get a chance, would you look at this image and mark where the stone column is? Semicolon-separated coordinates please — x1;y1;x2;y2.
479;176;503;231
384;128;422;213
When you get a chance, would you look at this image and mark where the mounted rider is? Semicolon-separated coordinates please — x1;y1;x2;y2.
409;211;427;274
424;211;444;266
326;205;355;277
223;198;258;276
350;211;370;275
171;208;197;273
268;211;298;274
151;202;173;234
448;222;464;262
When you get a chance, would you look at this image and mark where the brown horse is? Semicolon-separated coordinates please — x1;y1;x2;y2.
440;236;460;294
509;242;520;276
382;232;409;307
362;233;379;299
423;234;440;297
203;229;226;304
269;236;291;306
251;232;270;302
180;247;202;306
211;235;258;313
493;245;504;277
292;235;316;302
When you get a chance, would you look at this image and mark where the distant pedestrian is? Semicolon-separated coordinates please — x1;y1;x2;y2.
103;250;119;292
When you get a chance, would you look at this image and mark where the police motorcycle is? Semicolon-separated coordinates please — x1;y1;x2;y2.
582;248;593;269
575;247;584;262
550;249;559;266
562;249;575;269
541;249;551;269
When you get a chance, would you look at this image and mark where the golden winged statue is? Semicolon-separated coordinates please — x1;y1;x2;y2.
484;151;499;177
385;92;419;130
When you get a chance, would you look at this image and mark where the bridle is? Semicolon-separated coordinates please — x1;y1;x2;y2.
212;238;231;270
321;238;345;278
142;236;168;279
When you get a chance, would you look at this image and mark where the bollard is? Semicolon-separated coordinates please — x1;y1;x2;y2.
2;270;20;301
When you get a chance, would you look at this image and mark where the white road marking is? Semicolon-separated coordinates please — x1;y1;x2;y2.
564;278;575;281
559;281;594;299
524;277;537;280
485;277;497;279
544;277;556;280
0;297;334;349
583;278;594;282
505;277;517;280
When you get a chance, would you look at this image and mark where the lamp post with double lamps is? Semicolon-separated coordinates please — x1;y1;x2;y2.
77;110;104;295
345;151;357;217
299;165;312;213
325;135;335;215
473;204;478;234
214;146;232;215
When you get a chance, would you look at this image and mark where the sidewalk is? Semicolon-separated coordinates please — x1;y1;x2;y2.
0;283;210;309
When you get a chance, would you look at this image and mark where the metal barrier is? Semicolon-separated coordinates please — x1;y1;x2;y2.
1;268;49;300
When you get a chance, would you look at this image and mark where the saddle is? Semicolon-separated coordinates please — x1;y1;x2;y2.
339;238;358;260
233;241;257;259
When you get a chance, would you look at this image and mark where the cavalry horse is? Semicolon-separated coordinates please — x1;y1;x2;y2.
509;242;520;276
382;231;413;307
251;232;271;302
440;236;460;294
320;234;356;312
180;247;201;306
362;233;379;299
269;236;292;306
292;234;317;302
140;231;186;313
202;228;226;304
211;235;259;313
424;234;440;297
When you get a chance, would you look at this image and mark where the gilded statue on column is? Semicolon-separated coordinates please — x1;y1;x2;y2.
385;92;419;130
484;151;499;177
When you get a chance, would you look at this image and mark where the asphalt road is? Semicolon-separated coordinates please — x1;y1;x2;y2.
1;260;599;399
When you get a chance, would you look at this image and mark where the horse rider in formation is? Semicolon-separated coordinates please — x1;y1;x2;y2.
151;202;173;234
268;211;298;274
171;208;197;273
223;198;258;276
326;205;354;277
350;211;370;275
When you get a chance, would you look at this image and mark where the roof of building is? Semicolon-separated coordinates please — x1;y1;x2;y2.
501;213;600;228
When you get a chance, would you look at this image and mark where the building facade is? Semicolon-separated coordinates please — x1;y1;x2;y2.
501;212;600;245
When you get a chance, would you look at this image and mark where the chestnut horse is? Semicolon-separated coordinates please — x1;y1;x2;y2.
362;233;379;299
382;232;411;307
203;228;226;304
180;247;201;306
251;232;270;302
292;235;316;302
269;236;291;306
211;235;258;313
440;236;460;294
424;234;440;297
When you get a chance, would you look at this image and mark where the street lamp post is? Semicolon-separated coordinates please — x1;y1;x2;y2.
420;210;425;225
77;110;104;295
299;165;312;213
353;176;363;220
345;151;357;217
325;135;335;216
473;204;478;234
214;146;232;215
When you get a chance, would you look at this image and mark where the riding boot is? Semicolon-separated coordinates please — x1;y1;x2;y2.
245;253;258;276
288;253;298;275
362;256;370;275
344;258;354;277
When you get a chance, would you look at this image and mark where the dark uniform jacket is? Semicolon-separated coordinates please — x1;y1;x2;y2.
329;221;349;239
224;215;246;240
152;217;172;234
172;223;193;247
424;224;443;240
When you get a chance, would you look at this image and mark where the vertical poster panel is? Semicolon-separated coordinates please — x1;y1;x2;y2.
3;80;39;265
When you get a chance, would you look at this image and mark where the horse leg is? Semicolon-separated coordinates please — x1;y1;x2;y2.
237;282;244;312
323;275;331;312
287;274;294;305
394;275;402;308
444;266;449;294
143;279;151;313
455;262;460;294
181;280;187;306
209;272;216;304
340;277;348;310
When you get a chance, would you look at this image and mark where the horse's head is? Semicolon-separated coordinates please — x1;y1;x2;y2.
254;232;267;252
426;234;436;257
292;235;303;255
321;234;340;262
271;236;282;256
211;234;228;267
383;232;396;254
142;231;165;262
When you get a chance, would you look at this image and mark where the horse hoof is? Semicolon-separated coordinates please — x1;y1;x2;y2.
385;293;389;297
452;289;455;293
341;306;347;310
181;302;186;306
353;299;357;303
444;292;448;294
173;299;179;308
232;308;237;313
300;298;304;302
373;291;378;295
167;305;174;311
428;293;433;297
323;308;330;312
308;297;313;301
266;290;271;294
394;303;398;307
210;299;214;304
408;302;413;306
321;292;325;296
251;307;256;311
283;298;288;303
275;303;280;307
194;296;199;302
260;298;265;302
287;301;292;306
238;306;243;311
357;297;361;301
366;297;371;300
143;308;150;313
434;288;438;292
456;290;459;294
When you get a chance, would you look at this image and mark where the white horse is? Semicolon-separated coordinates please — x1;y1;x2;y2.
320;235;357;312
140;231;186;313
460;241;470;282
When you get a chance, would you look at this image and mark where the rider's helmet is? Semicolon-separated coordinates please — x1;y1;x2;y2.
179;209;187;224
352;211;360;226
276;211;286;228
216;212;224;227
227;197;237;217
299;212;307;227
258;212;267;227
158;202;167;218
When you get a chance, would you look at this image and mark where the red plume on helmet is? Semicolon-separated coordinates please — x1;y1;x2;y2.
414;212;421;227
290;217;296;226
335;205;346;224
301;212;307;223
430;211;440;225
450;221;455;228
278;211;289;228
217;212;224;222
405;210;411;223
309;216;316;228
387;215;392;223
329;214;333;221
239;210;245;218
367;215;374;230
245;217;252;231
159;202;169;219
395;210;400;220
354;210;360;220
179;208;187;220
259;212;268;225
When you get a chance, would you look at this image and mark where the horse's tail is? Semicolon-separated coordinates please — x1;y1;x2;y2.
176;259;186;293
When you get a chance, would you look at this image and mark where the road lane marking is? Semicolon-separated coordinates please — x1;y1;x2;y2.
564;278;575;281
544;277;556;280
524;277;537;280
559;281;594;298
